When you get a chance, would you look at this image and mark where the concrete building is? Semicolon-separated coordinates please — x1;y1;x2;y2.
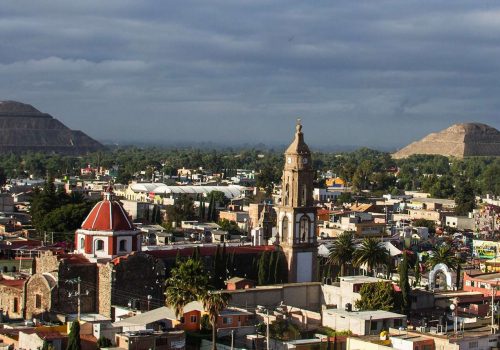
445;216;475;230
322;276;389;310
323;309;406;335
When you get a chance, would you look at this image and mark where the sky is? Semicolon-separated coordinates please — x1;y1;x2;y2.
1;1;499;150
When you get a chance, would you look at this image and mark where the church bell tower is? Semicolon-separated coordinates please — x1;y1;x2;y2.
276;120;317;283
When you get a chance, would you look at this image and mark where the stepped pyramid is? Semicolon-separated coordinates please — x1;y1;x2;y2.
0;100;104;154
393;123;500;159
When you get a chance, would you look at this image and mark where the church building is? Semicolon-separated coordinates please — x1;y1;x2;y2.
276;121;318;283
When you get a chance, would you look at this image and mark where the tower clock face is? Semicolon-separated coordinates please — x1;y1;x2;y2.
287;157;292;164
302;158;308;164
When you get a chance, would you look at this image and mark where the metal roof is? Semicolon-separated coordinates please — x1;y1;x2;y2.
130;183;244;199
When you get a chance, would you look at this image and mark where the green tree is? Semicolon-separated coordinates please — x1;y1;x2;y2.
398;251;411;315
30;178;58;232
0;168;6;187
66;321;81;350
414;263;421;287
454;179;475;215
426;244;459;271
202;292;231;350
218;219;241;236
257;251;270;285
413;219;436;233
165;195;195;227
268;319;301;341
353;238;389;277
355;282;396;311
328;232;355;277
97;336;112;349
165;259;209;317
41;340;55;350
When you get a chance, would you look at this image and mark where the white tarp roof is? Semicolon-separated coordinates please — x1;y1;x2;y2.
130;183;244;199
381;241;402;257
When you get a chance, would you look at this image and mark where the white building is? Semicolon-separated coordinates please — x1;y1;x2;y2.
322;309;406;335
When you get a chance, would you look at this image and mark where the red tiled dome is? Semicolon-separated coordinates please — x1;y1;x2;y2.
81;199;134;231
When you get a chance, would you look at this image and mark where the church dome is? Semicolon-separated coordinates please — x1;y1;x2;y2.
81;187;134;231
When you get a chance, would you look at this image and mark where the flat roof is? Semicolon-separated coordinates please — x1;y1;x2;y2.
339;275;388;283
324;308;406;320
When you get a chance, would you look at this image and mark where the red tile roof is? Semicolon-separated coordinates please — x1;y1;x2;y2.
0;279;26;289
58;253;92;265
81;200;134;231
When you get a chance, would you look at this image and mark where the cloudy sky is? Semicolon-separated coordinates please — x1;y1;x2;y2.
1;1;499;150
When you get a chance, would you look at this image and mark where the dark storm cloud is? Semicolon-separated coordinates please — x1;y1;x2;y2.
0;0;499;149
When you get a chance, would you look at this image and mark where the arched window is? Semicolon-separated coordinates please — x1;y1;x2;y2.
282;216;289;243
80;237;85;249
119;239;127;252
299;215;310;243
95;239;105;251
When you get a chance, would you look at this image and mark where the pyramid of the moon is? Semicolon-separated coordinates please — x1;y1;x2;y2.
392;123;500;159
0;100;104;154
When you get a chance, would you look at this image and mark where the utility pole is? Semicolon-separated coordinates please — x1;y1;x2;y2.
67;277;88;321
266;308;270;350
492;285;496;334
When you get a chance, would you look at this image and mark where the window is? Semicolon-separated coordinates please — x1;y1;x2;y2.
284;184;289;206
223;317;233;325
190;315;197;323
2;266;6;273
299;216;310;242
370;321;378;331
80;237;85;249
282;217;289;243
119;240;127;251
469;341;478;348
394;319;402;328
36;294;42;308
180;317;185;324
302;185;307;206
95;239;104;251
13;298;18;313
12;266;16;272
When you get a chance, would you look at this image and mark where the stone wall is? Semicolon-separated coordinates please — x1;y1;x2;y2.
25;274;54;320
35;251;60;276
97;263;113;318
0;284;24;319
112;252;166;311
57;262;97;315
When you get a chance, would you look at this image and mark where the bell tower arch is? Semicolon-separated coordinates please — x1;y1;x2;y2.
276;119;317;282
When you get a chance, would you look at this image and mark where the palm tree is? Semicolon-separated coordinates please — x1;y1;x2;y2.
202;291;231;350
165;259;208;317
353;237;389;277
328;231;355;277
426;244;460;271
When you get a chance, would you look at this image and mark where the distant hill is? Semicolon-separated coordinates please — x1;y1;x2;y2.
0;100;104;154
393;123;500;159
